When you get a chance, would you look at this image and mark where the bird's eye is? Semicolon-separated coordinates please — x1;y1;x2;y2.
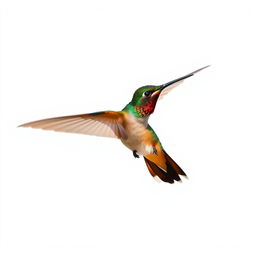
143;91;152;97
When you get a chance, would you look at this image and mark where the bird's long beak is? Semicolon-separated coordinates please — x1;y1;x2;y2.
151;65;210;97
151;65;210;98
160;65;210;90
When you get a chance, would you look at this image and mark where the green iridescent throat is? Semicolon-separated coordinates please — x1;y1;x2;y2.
123;102;156;118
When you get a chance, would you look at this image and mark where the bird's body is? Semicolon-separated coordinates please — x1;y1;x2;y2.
19;66;209;184
120;112;153;156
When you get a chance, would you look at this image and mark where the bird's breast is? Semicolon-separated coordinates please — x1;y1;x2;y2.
121;114;154;155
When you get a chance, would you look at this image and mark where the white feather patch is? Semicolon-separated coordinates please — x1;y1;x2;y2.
145;145;154;155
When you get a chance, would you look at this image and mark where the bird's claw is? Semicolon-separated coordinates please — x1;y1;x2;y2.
133;150;140;158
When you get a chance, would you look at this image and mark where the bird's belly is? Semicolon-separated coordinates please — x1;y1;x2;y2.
122;137;153;156
121;121;154;156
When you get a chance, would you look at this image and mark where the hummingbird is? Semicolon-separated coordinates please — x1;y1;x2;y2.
19;66;209;184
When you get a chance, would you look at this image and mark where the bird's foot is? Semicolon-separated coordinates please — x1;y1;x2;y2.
153;146;158;155
133;150;140;158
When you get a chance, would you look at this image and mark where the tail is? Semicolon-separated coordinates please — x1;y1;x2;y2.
144;150;187;184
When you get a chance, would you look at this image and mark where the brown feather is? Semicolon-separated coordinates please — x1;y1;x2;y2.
144;147;187;183
144;157;174;184
144;158;156;178
163;150;187;177
19;111;128;140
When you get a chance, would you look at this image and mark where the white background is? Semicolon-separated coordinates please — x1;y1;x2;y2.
1;0;256;255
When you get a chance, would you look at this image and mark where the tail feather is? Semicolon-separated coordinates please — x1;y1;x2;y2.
144;149;187;184
144;159;157;178
144;157;175;183
163;150;187;177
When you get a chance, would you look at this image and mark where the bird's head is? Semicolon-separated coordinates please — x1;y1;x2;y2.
129;65;210;118
130;85;162;117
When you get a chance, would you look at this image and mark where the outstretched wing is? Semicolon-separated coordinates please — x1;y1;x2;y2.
19;111;128;140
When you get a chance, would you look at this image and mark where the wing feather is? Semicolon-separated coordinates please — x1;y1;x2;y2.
19;111;127;140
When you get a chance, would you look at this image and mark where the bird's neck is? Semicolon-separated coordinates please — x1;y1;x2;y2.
122;103;150;126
